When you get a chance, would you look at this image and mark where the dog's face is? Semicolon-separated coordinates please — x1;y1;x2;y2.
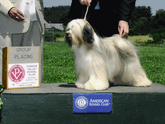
65;19;94;46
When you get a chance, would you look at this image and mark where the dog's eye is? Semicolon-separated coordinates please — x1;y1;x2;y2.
66;29;71;34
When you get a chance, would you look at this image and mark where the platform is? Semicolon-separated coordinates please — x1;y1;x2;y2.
2;83;165;94
2;83;165;124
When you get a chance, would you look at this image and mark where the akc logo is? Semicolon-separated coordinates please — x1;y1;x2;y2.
9;65;25;83
75;96;88;109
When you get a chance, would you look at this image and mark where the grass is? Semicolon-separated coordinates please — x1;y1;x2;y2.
43;41;165;85
138;47;165;84
43;42;76;83
128;35;153;42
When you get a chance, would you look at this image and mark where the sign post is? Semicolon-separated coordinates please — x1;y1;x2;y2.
2;47;40;89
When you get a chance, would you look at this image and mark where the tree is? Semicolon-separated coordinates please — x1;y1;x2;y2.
60;8;72;26
44;6;71;24
129;6;152;35
150;28;165;44
151;9;165;29
131;6;152;22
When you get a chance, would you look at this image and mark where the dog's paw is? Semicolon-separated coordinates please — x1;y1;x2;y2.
84;81;109;91
134;78;152;87
84;82;95;91
75;82;84;89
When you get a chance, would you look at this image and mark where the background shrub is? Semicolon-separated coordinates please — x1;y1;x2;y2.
150;28;165;44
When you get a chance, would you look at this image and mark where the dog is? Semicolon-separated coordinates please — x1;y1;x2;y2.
65;19;152;91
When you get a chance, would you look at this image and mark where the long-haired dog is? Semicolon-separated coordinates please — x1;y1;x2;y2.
65;19;152;91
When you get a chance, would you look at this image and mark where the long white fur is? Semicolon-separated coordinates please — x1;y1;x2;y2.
66;19;152;91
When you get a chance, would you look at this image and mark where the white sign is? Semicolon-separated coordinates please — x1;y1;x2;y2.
8;63;39;88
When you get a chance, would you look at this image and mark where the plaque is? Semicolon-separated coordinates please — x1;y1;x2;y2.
2;47;40;89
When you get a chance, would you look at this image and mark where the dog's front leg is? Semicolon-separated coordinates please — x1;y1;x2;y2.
75;72;89;89
83;66;109;91
84;76;109;91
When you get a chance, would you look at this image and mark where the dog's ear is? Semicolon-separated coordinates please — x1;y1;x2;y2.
83;24;94;44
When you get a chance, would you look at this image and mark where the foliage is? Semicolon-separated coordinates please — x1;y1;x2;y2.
44;6;165;39
151;9;165;29
150;28;165;44
44;30;56;42
129;7;165;36
149;10;165;45
55;34;61;37
0;85;5;105
44;6;71;26
44;30;66;42
129;6;152;35
131;6;152;22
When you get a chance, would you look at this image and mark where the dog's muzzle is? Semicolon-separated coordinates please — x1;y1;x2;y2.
66;32;70;37
66;32;72;39
65;32;72;46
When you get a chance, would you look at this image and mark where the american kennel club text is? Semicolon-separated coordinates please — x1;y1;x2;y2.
89;99;110;106
73;94;112;113
76;96;110;109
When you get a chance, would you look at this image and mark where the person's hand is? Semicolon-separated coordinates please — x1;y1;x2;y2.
80;0;92;6
8;7;25;22
118;21;129;38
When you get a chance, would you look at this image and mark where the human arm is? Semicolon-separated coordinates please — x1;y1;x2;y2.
118;0;136;37
0;0;14;17
0;0;24;21
118;20;129;38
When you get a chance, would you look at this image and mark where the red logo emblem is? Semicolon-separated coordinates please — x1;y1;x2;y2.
9;65;25;83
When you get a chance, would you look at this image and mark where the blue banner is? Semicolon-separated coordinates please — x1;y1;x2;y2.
73;93;112;113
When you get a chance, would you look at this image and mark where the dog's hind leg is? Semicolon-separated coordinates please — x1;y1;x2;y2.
113;35;152;87
121;58;152;87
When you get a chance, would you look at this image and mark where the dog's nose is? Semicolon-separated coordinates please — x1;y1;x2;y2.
66;32;69;37
66;31;71;38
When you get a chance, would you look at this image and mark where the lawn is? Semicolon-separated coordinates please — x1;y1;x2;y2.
43;42;165;85
43;42;76;83
128;35;153;42
138;46;165;84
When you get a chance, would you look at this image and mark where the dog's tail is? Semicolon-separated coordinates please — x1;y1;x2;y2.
113;35;137;59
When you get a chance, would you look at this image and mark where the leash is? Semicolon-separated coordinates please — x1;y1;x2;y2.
84;6;89;20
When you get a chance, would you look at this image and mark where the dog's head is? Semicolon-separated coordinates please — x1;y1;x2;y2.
65;19;94;47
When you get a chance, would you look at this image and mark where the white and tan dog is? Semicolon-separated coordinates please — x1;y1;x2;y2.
65;19;152;91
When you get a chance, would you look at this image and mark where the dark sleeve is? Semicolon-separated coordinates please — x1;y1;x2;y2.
118;0;136;22
69;0;86;19
69;0;98;20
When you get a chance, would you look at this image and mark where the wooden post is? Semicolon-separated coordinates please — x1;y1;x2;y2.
161;39;165;47
52;27;55;43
